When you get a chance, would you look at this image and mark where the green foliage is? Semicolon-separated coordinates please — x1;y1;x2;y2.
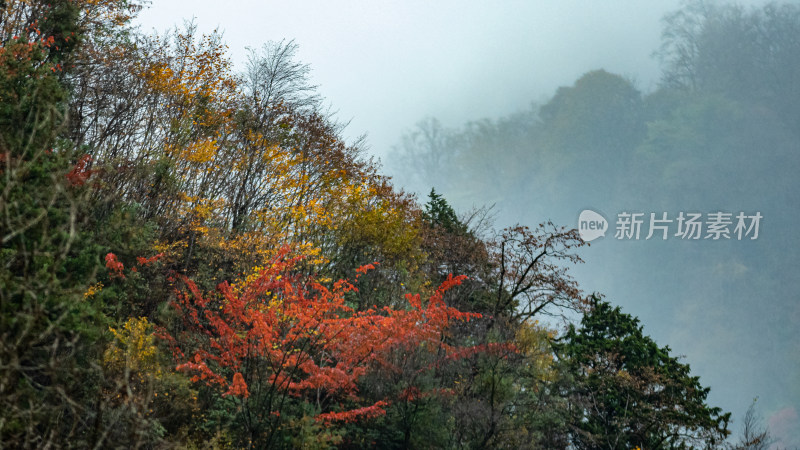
422;188;467;235
0;7;108;446
539;69;644;155
659;1;800;134
555;296;731;449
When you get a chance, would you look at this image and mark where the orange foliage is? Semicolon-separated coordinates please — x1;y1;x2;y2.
66;154;92;186
316;400;389;424
136;253;164;266
104;252;124;279
165;246;482;424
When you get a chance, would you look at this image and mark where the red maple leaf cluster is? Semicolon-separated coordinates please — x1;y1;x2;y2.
164;246;485;424
66;154;92;186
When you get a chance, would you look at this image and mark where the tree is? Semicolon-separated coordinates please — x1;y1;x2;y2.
388;111;541;212
555;296;730;449
728;399;773;450
0;28;100;446
0;0;153;447
536;70;645;206
422;188;466;235
244;39;321;117
163;246;483;447
490;222;587;324
388;117;459;196
658;1;800;135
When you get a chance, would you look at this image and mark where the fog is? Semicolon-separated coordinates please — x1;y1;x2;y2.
136;1;800;446
136;0;692;154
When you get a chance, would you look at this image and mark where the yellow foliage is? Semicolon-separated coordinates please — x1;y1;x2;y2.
516;320;557;381
84;282;103;299
104;317;161;377
120;25;423;291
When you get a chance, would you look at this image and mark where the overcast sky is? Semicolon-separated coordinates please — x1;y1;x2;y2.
135;1;797;446
135;0;695;157
135;0;779;153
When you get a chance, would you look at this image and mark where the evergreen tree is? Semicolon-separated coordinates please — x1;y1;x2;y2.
422;188;467;235
555;296;730;449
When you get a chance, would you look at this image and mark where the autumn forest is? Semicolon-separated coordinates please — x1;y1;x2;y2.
1;0;795;448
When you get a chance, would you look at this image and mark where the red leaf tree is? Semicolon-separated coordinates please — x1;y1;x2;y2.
162;246;483;446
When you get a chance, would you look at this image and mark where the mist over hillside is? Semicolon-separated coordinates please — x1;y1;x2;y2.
388;1;800;446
